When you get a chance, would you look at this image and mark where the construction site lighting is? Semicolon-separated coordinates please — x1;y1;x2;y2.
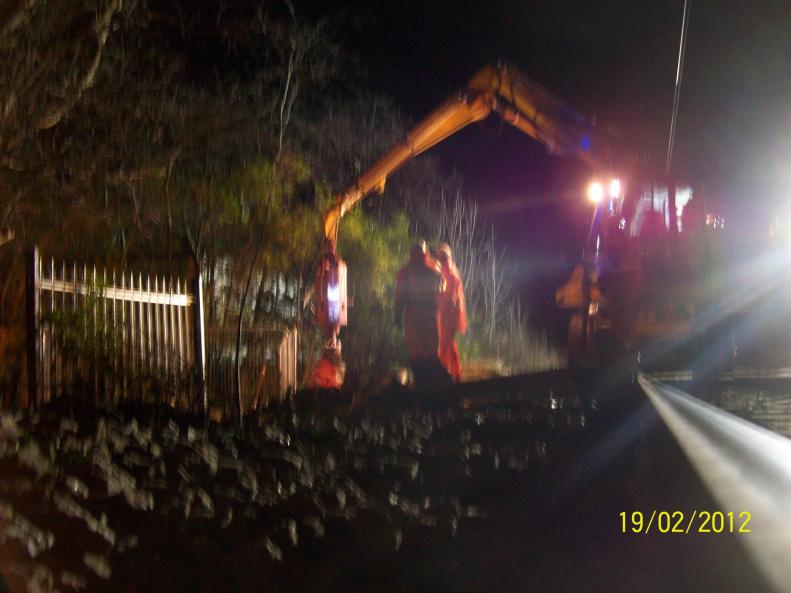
587;181;604;203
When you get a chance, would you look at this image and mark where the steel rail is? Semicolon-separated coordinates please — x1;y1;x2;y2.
639;374;791;593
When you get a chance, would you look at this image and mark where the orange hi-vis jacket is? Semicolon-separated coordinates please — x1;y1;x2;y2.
438;261;467;381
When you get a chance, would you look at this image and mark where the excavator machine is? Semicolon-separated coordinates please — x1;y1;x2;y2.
568;179;788;374
557;179;704;369
309;63;623;389
309;62;788;391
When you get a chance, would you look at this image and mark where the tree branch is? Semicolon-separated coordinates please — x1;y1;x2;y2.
0;187;23;229
0;0;38;44
35;0;120;131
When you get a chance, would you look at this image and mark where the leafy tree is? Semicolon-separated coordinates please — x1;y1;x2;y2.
338;208;411;388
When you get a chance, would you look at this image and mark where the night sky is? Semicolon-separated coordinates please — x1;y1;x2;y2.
304;0;791;336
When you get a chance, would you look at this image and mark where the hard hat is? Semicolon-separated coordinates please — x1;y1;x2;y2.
410;240;427;259
436;242;452;259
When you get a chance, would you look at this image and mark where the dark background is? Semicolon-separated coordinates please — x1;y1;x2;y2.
303;0;791;339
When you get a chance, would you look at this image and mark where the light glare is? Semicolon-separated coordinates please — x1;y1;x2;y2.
640;377;791;593
588;181;604;203
609;178;621;198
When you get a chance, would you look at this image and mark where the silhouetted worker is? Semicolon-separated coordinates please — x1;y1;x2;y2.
436;242;467;381
394;241;445;386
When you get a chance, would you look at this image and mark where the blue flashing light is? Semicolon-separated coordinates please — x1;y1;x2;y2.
580;134;591;150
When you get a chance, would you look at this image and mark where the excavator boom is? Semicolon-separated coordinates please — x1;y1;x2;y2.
322;92;491;240
323;64;619;241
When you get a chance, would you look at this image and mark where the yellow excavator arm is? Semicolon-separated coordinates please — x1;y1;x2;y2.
322;63;618;241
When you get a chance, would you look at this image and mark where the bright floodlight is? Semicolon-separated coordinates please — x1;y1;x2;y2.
609;178;621;198
587;181;604;203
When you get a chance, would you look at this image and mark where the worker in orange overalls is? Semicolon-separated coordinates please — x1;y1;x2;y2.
394;241;444;375
435;242;467;381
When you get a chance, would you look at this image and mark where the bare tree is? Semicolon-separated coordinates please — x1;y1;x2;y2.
425;187;565;373
481;227;506;347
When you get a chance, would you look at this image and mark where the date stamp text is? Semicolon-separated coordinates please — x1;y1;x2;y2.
619;511;751;534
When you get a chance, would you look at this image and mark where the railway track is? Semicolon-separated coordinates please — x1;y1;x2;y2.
639;374;791;593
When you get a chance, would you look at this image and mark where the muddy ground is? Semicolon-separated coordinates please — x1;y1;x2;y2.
0;376;772;592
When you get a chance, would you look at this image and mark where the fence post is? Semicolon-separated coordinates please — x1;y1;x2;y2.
278;327;298;400
292;327;298;396
25;246;40;410
193;271;207;415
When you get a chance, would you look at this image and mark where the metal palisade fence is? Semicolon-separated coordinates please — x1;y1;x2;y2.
24;247;297;415
205;325;298;418
25;246;206;410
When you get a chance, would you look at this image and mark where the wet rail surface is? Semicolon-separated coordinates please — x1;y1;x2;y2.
658;373;791;438
0;374;772;593
640;376;791;593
